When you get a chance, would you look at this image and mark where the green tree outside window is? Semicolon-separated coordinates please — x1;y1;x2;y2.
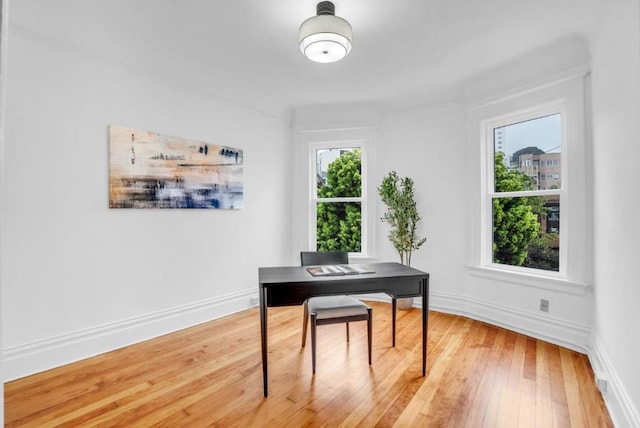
316;149;362;252
492;152;546;267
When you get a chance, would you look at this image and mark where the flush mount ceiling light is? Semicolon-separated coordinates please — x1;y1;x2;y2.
299;1;352;63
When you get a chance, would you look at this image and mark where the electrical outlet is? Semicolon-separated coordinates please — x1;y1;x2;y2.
539;298;549;312
596;377;608;393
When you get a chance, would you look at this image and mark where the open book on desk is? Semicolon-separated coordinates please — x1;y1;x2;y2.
306;264;376;277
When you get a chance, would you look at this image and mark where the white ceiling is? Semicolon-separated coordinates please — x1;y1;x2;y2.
10;0;612;120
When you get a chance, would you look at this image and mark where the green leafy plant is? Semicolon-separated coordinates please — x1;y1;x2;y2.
492;152;543;266
523;233;559;271
378;171;426;266
316;150;362;252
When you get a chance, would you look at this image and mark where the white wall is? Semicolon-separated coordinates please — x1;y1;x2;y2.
590;0;640;425
1;27;290;380
377;104;468;298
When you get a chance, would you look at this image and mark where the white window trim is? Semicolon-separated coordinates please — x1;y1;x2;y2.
309;140;368;257
473;77;590;293
292;127;377;262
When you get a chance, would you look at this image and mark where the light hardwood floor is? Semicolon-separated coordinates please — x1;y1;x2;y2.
5;302;612;427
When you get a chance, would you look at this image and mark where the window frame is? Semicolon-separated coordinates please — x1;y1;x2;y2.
482;102;567;278
309;140;368;256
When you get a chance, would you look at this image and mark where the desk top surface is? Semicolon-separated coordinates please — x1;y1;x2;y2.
259;262;428;286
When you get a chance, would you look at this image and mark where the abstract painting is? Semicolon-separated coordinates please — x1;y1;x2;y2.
109;125;243;209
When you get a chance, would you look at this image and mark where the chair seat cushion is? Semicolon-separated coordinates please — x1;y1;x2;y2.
308;296;370;320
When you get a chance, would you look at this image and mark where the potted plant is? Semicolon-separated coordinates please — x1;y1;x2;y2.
378;171;427;309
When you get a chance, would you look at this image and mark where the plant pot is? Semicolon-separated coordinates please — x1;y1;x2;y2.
397;297;414;310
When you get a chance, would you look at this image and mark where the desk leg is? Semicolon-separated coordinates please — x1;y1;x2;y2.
260;287;268;397
391;297;397;347
422;277;429;376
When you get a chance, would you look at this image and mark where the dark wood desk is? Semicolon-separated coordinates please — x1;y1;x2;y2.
258;262;430;397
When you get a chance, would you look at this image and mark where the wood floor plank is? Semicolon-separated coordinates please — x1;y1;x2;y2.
347;312;449;427
497;334;526;427
425;321;490;427
560;346;588;428
547;344;572;427
462;326;506;427
4;302;613;427
534;341;555;428
479;330;518;428
392;317;472;426
364;311;438;426
572;352;614;428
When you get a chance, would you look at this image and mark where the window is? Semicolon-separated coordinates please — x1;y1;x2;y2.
296;127;374;258
473;75;588;291
490;112;562;273
312;145;365;253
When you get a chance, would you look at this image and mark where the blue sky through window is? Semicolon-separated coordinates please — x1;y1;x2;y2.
496;114;561;161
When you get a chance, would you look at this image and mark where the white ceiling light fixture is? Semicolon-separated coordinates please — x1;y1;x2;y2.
299;1;352;64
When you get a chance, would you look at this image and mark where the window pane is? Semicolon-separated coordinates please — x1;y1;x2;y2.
494;114;561;192
316;202;361;252
316;148;361;197
493;195;560;272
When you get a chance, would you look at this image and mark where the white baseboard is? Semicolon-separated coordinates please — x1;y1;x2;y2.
589;335;640;428
3;288;258;382
426;291;591;353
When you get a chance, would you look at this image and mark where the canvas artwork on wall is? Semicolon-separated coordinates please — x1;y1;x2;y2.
109;125;243;209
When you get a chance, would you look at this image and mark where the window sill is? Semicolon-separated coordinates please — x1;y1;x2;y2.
466;265;590;296
349;255;382;264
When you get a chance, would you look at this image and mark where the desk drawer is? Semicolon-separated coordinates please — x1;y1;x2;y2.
265;276;424;307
